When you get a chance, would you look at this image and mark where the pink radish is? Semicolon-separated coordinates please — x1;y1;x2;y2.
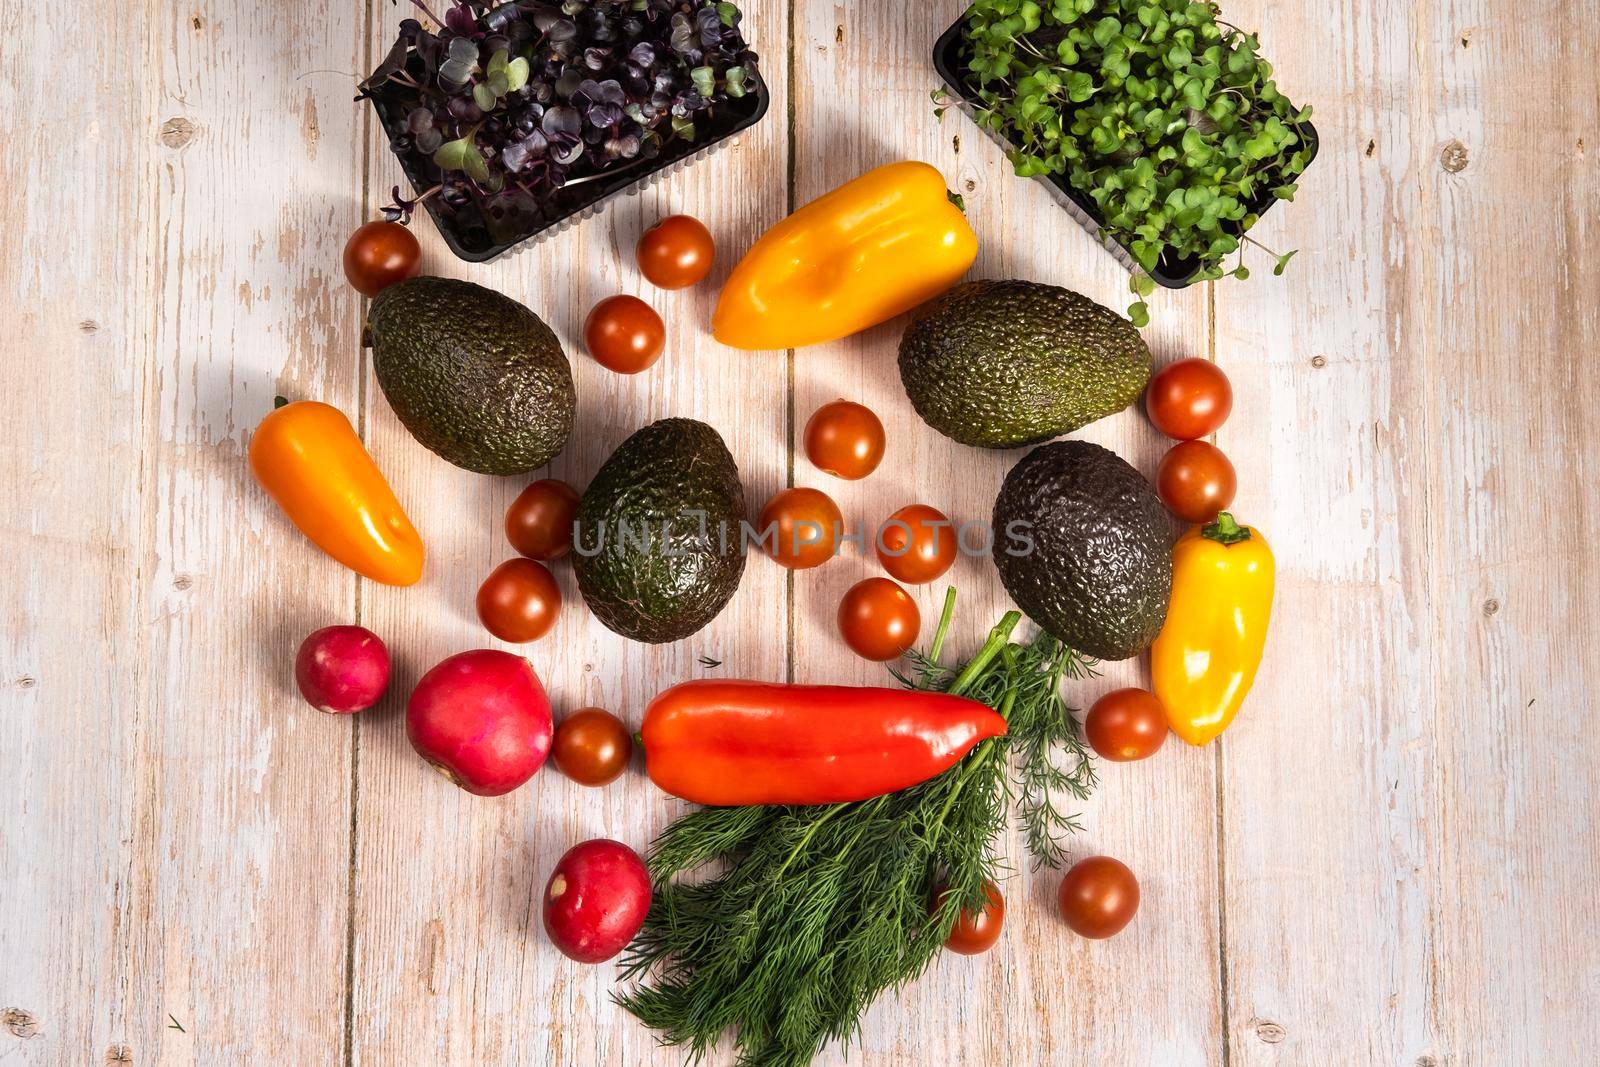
406;649;552;796
294;625;390;714
543;839;651;963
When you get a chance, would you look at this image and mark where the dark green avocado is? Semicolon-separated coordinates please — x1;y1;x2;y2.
898;280;1151;449
992;440;1171;660
573;418;747;644
367;276;575;475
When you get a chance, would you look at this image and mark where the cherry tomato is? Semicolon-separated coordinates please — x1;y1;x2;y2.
637;214;715;289
804;400;886;480
1145;357;1233;440
505;479;580;560
551;708;632;786
1058;856;1140;939
1084;688;1168;762
936;880;1006;955
476;558;561;643
837;577;920;661
759;487;843;570
584;295;665;374
342;220;421;298
1157;440;1237;524
876;504;957;584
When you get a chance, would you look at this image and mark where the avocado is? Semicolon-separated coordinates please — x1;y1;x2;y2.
898;280;1151;449
367;277;574;475
573;419;747;643
992;440;1170;660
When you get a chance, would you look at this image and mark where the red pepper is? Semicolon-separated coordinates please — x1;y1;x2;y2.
641;680;1007;806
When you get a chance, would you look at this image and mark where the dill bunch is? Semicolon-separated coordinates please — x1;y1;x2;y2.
615;590;1096;1067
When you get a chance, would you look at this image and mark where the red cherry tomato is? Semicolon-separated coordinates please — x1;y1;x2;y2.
1058;856;1140;939
1157;440;1237;524
1084;688;1168;761
803;400;886;480
837;578;920;661
551;708;633;786
637;215;715;289
342;221;421;297
937;880;1006;955
759;487;843;570
476;558;561;643
505;478;580;560
876;504;957;584
584;295;665;374
1145;357;1233;440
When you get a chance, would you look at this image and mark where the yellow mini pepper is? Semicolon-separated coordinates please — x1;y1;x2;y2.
249;398;424;586
712;160;978;350
1151;513;1275;745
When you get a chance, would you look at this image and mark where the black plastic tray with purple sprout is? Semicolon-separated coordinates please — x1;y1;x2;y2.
360;1;768;262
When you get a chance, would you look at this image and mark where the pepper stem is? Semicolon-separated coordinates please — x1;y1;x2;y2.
273;395;289;409
1202;512;1251;544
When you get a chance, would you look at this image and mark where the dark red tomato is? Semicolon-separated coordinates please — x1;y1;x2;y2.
1157;440;1237;524
759;487;843;570
803;400;886;480
1145;357;1233;440
584;295;665;374
837;577;920;661
476;558;561;643
1084;688;1168;762
1058;856;1140;939
637;215;715;289
876;504;957;585
936;880;1006;955
342;220;421;297
505;478;580;560
551;708;633;786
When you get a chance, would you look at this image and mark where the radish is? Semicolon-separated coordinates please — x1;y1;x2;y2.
406;649;552;796
294;625;390;713
543;839;651;963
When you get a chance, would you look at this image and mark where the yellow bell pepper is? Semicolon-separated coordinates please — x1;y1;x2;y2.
1151;513;1275;745
712;160;978;350
249;398;424;586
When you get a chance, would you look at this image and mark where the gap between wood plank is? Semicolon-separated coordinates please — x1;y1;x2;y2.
783;0;797;686
1206;277;1233;1067
343;1;376;1064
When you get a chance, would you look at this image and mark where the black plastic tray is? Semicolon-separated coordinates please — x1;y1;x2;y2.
367;62;770;264
932;12;1317;289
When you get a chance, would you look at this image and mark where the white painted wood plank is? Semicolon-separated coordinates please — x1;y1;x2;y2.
1215;1;1600;1063
347;2;791;1063
788;4;1223;1064
0;0;367;1063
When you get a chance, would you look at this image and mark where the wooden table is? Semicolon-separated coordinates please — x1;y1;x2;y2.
3;1;1595;1063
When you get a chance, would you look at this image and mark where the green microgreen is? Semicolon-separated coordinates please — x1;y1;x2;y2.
950;0;1312;321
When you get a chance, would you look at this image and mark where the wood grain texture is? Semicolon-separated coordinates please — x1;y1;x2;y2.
3;0;1599;1065
0;0;367;1063
1212;1;1600;1064
788;3;1222;1063
345;2;789;1064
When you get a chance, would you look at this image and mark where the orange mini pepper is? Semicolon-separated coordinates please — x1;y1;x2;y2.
249;398;424;586
712;160;978;350
1151;513;1275;745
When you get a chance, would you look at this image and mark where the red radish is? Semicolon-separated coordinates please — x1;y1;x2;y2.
406;650;553;796
294;625;390;713
543;839;651;963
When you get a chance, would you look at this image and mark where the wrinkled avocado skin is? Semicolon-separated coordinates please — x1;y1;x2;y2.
574;418;747;644
368;277;575;475
992;439;1171;660
899;280;1151;449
